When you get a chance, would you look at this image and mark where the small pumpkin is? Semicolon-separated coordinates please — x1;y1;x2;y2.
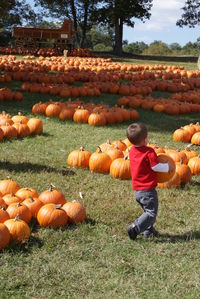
67;147;91;168
0;223;10;249
3;193;23;206
175;161;192;184
4;217;30;243
188;156;200;175
173;128;192;143
191;132;200;145
6;202;32;224
15;187;39;200
0;179;20;196
62;201;86;223
0;206;10;223
27;118;43;135
22;197;43;218
158;172;181;189
37;204;68;228
38;184;66;205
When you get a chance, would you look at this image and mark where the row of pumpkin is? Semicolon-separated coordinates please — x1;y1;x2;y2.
0;180;86;249
67;138;200;186
32;100;139;125
0;87;23;102
0;111;43;138
173;122;200;144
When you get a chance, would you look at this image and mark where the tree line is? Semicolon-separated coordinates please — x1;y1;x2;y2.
0;0;200;55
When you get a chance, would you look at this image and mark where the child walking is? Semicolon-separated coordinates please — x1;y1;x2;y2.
126;123;172;240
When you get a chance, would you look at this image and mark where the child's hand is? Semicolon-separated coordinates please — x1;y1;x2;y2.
168;162;174;173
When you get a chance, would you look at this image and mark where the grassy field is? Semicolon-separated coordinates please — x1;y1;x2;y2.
0;58;200;298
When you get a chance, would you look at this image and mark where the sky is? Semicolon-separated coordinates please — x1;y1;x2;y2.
123;0;199;46
27;0;199;46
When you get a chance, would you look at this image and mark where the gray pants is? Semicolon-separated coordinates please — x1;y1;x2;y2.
134;189;158;234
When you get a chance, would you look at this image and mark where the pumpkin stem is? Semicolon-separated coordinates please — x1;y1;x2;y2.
185;145;192;151
0;206;5;210
80;146;85;151
54;204;62;209
14;215;20;221
18;112;22;116
17;202;22;207
49;183;56;191
124;155;129;160
29;196;34;202
96;146;102;153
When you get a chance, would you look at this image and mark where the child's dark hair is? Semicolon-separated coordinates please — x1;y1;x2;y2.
126;123;148;145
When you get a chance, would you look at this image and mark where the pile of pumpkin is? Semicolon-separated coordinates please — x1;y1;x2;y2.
0;111;43;139
0;88;23;102
67;138;200;185
32;100;139;126
0;179;86;250
173;122;200;145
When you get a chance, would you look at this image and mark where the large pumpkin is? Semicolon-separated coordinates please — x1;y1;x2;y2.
4;218;30;243
0;223;10;249
158;172;181;189
37;204;68;228
110;156;131;180
27;118;43;135
62;201;86;223
89;147;112;173
156;154;175;183
67;147;91;168
175;162;192;184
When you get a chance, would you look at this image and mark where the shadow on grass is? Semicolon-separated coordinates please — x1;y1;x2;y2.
0;161;76;176
156;231;200;243
7;235;44;253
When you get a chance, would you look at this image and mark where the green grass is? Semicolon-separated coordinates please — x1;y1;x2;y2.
0;58;200;298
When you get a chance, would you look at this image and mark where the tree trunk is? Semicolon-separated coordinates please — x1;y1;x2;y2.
70;0;80;47
80;0;89;47
114;17;123;56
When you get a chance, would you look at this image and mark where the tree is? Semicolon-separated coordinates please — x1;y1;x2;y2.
0;0;37;30
35;0;99;47
93;0;153;55
177;0;200;27
123;41;148;54
143;41;171;56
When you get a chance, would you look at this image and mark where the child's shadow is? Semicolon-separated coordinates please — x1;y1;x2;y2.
155;231;200;243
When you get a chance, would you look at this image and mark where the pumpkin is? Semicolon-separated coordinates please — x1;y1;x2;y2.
22;197;43;218
59;108;74;121
188;156;200;175
191;132;200;145
62;201;86;223
73;107;90;123
173;128;192;143
110;156;131;180
1;123;18;138
175;162;192;184
45;103;61;117
15;187;39;200
123;138;133;148
0;179;20;196
0;206;10;223
27;118;43;135
4;217;30;243
12;112;29;124
3;193;23;205
181;146;198;160
99;140;114;152
111;140;127;151
37;204;68;228
13;122;30;137
166;150;188;165
88;112;106;126
156;154;176;183
0;223;10;249
6;202;32;224
67;147;91;168
0;198;7;209
158;172;181;188
89;147;112;173
38;184;66;205
106;146;124;161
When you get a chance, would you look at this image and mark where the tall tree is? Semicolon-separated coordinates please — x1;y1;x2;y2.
0;0;37;29
93;0;153;55
177;0;200;27
35;0;99;47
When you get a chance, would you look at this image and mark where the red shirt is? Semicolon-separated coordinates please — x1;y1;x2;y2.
129;145;159;191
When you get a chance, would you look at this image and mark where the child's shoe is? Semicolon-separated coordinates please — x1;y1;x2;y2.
126;223;138;240
144;227;159;238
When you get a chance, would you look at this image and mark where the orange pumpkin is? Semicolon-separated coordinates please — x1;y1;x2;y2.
62;201;86;223
156;154;175;183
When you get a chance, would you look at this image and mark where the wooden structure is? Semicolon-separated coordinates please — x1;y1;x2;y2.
12;20;73;50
